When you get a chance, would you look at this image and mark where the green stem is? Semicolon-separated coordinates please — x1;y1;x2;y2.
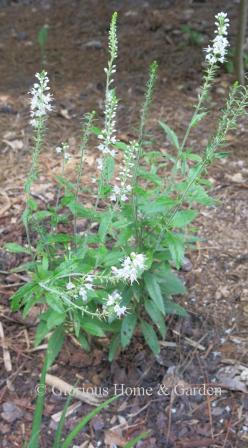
73;112;95;245
180;63;216;155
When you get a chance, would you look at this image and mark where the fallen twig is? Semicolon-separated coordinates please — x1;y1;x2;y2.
51;401;82;423
172;329;206;351
45;374;102;406
0;321;12;372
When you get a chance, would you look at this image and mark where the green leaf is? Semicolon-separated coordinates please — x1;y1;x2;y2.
158;271;186;296
98;212;112;242
77;332;90;352
190;112;207;128
82;321;105;337
137;168;162;186
188;185;215;206
46;294;65;313
144;300;166;338
22;208;29;227
67;201;100;220
144;272;165;315
47;311;66;331
185;152;202;162
159;121;180;150
27;198;38;211
5;243;31;255
10;261;36;273
45;234;72;244
11;282;36;310
34;320;49;346
31;211;52;222
166;232;184;269
121;315;137;348
103;250;123;267
47;326;65;368
140;320;160;355
108;334;121;361
164;299;188;317
171;210;198;228
56;178;76;192
23;292;40;317
90;126;102;136
114;141;129;151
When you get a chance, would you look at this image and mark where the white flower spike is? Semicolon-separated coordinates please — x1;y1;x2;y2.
204;12;229;64
112;253;147;284
30;71;53;127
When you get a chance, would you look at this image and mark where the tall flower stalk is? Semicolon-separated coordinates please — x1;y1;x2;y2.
132;62;158;246
155;81;248;251
96;12;118;206
179;12;230;156
23;71;53;255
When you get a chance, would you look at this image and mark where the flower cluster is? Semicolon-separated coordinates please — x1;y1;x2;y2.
30;71;53;127
78;274;94;302
112;252;147;284
110;184;132;202
66;274;94;303
97;90;118;160
103;290;127;318
110;141;138;203
55;142;71;161
205;12;229;64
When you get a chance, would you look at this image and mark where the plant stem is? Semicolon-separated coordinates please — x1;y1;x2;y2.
73;112;95;246
180;63;216;154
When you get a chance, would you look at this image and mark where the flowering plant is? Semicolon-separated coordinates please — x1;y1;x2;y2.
7;12;248;359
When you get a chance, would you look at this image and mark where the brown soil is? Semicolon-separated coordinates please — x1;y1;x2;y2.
0;0;248;447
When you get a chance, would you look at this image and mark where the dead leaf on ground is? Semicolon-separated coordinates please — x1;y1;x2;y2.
104;429;128;447
216;365;248;393
226;172;245;183
3;139;24;151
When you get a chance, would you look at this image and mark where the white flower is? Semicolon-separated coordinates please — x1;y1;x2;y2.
64;152;71;161
66;281;75;290
131;252;146;270
110;141;138;203
111;253;147;284
204;12;229;64
56;146;62;154
114;304;127;318
110;184;132;203
97;144;116;157
110;185;120;202
79;287;88;301
30;71;53;127
85;274;94;283
106;290;122;306
78;273;95;301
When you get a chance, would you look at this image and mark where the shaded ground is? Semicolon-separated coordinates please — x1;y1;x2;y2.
0;0;248;447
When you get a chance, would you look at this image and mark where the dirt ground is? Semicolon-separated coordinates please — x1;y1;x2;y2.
0;0;248;447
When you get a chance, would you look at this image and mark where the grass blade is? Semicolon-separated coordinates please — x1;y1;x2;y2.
124;431;150;447
28;355;48;448
52;389;75;448
61;395;120;448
